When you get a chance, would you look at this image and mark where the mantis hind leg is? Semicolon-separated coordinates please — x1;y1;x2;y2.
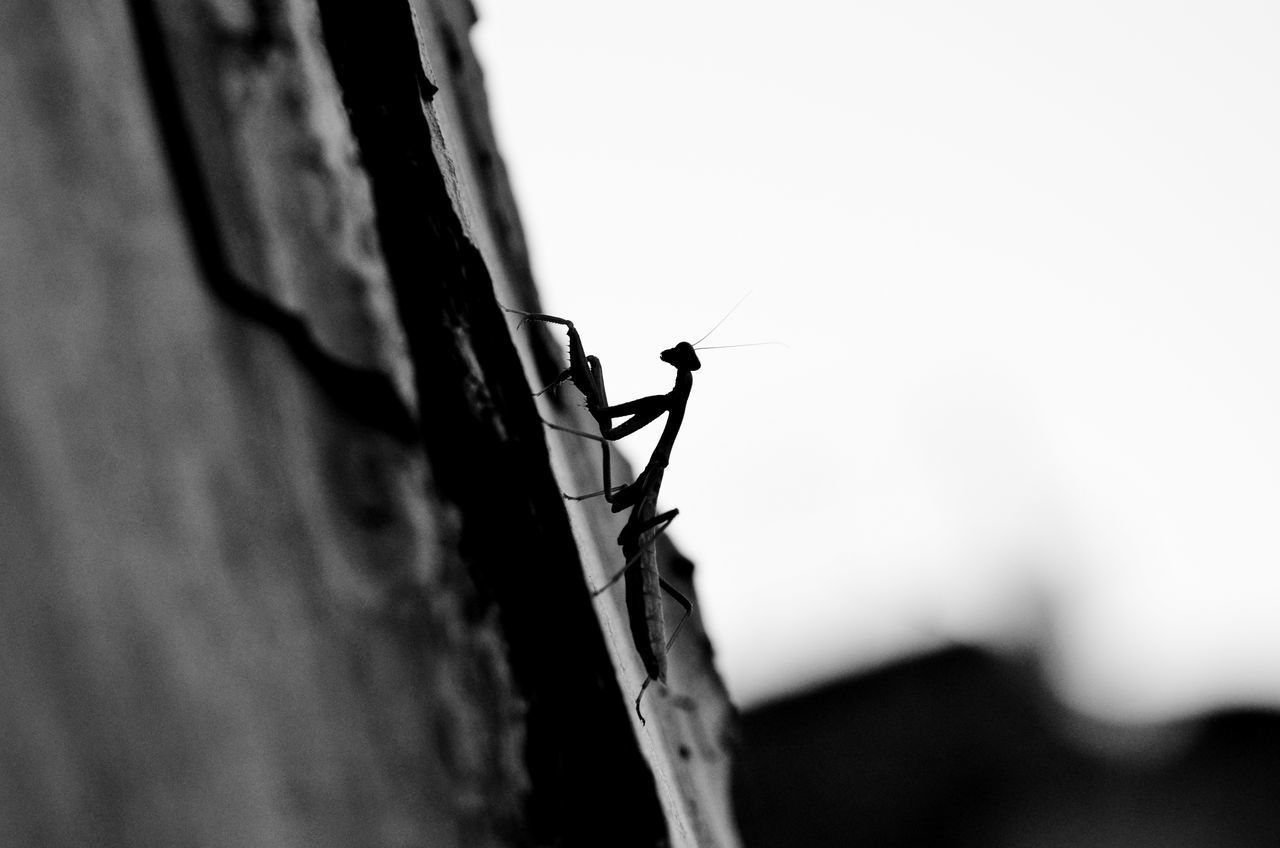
658;576;692;655
592;508;679;596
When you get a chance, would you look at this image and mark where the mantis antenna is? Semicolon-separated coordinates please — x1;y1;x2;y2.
695;341;790;351
691;292;751;347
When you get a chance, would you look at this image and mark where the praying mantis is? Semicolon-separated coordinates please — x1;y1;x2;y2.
504;306;706;722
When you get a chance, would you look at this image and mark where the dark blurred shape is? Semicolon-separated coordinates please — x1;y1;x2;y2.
733;645;1280;848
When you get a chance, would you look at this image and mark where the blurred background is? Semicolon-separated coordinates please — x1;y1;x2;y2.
474;0;1280;723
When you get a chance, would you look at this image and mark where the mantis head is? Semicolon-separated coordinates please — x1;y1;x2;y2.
661;341;702;371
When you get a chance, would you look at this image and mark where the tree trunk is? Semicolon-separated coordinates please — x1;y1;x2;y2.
0;1;739;846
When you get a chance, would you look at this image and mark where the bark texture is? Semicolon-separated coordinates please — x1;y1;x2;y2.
0;1;739;846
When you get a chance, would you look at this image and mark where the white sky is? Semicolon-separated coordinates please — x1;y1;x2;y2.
473;0;1280;721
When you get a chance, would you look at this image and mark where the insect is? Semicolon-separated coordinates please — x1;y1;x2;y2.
504;306;706;721
584;338;702;722
505;299;771;721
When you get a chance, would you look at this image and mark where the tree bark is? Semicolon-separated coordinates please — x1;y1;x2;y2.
0;1;739;845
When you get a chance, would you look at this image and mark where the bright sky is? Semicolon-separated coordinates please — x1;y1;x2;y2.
473;1;1280;721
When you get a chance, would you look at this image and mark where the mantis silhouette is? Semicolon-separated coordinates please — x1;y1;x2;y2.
504;306;705;722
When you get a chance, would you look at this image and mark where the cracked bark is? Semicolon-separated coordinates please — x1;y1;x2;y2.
0;1;740;846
